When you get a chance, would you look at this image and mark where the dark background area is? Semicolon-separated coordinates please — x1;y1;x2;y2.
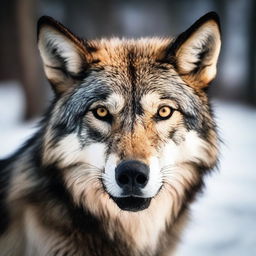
0;0;255;120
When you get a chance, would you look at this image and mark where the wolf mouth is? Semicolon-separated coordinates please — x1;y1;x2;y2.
112;196;151;212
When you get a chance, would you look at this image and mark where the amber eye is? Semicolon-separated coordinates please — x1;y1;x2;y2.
96;107;108;118
157;106;173;120
92;106;112;123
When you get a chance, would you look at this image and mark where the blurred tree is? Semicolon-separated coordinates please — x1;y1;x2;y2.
16;0;46;119
0;1;20;80
0;0;45;120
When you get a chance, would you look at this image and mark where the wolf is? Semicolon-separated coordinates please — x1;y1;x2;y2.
0;11;221;256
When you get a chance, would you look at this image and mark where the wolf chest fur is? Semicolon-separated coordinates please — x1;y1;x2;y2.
0;12;221;256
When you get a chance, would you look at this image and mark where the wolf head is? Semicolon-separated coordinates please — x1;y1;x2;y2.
37;12;220;245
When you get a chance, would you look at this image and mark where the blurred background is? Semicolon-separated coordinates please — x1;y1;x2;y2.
0;0;255;255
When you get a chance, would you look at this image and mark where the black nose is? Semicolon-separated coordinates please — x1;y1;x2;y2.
115;160;149;192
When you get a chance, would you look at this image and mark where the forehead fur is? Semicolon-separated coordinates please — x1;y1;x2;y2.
81;37;192;104
86;37;173;65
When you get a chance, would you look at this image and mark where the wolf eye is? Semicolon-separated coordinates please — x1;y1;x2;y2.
96;107;108;117
157;106;173;120
92;107;112;123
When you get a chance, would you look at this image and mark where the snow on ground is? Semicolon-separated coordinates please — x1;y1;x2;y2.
0;82;38;158
0;83;256;255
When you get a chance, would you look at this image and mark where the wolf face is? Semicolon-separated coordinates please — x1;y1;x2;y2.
37;12;220;250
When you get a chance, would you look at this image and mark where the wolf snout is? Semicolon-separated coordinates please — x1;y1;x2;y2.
115;160;149;194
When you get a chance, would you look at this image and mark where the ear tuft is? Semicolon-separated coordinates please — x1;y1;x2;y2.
37;16;90;94
167;12;221;88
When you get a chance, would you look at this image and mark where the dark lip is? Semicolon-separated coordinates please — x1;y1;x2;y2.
111;196;151;212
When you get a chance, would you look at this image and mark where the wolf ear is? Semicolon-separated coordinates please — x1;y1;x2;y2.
167;12;221;88
37;16;91;94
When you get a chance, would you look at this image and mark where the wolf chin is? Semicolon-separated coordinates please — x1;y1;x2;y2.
0;12;221;256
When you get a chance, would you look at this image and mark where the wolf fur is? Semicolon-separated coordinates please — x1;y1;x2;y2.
0;12;221;256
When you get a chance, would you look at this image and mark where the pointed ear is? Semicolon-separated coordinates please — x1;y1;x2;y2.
167;12;221;89
37;16;92;94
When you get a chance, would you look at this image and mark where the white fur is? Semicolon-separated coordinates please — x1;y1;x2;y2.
141;156;162;197
160;130;216;168
103;153;123;197
44;133;106;169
